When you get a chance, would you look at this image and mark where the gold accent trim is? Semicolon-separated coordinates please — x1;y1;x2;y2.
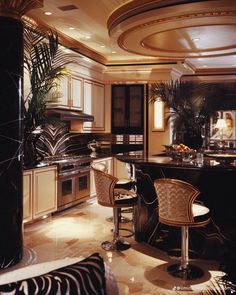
117;10;236;58
108;0;170;34
141;26;236;54
0;0;43;18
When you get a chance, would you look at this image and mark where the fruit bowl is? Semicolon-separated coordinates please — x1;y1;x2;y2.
164;144;196;161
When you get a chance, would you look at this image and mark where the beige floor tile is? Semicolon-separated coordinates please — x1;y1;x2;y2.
0;198;226;294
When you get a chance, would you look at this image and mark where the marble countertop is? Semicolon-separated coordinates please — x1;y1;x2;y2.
115;151;236;170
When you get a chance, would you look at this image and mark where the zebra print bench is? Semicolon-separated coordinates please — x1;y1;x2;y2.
0;252;118;295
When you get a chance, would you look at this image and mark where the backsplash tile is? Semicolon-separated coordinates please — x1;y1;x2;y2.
36;122;112;157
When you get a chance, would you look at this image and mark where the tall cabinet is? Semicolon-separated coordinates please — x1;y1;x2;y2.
112;84;144;134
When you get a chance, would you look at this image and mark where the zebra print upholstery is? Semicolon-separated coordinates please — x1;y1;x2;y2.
0;253;107;295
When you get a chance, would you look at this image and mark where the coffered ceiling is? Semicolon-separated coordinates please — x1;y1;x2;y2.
26;0;236;73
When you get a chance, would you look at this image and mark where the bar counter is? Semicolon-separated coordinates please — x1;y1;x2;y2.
116;152;236;260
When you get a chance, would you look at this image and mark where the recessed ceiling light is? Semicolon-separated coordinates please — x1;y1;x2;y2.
111;51;117;54
192;38;200;42
44;11;52;15
69;27;75;30
100;45;105;48
85;35;91;39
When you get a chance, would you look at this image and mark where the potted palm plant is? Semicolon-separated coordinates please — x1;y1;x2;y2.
150;80;224;149
23;22;77;166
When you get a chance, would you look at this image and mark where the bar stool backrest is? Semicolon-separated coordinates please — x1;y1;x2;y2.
91;162;108;173
91;164;118;207
154;178;200;226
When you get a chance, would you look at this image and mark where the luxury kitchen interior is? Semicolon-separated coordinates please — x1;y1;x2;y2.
1;0;236;294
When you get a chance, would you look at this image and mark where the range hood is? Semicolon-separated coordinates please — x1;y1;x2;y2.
46;107;94;122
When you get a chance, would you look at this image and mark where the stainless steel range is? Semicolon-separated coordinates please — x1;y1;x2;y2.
43;155;92;211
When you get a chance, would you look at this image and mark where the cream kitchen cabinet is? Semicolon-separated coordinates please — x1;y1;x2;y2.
23;166;57;223
90;157;113;197
47;75;83;110
70;76;83;109
83;80;105;132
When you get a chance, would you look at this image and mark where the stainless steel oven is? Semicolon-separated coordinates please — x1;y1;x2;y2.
43;155;91;211
75;167;90;200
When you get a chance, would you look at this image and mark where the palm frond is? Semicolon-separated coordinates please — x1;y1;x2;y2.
23;24;79;133
149;80;223;139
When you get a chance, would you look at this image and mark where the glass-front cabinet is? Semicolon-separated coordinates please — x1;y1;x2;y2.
112;84;144;134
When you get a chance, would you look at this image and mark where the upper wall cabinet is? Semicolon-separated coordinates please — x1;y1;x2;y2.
112;84;144;134
82;80;105;132
70;76;83;109
46;75;83;110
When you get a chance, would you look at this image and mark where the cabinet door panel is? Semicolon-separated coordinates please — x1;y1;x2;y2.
71;76;83;109
112;85;126;129
129;85;143;128
33;167;57;218
60;76;69;106
83;81;105;132
83;80;92;130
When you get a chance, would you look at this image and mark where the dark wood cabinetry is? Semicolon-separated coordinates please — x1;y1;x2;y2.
112;84;144;134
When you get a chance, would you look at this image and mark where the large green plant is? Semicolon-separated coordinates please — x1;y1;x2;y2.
150;80;224;142
23;23;77;134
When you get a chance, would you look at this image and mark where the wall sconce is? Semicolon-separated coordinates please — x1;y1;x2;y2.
153;100;164;131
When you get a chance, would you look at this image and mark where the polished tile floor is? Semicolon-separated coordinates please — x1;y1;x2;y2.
2;198;227;294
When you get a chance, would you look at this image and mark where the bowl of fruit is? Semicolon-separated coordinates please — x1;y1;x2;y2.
168;144;196;161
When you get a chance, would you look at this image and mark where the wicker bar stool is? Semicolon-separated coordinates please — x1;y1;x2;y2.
92;162;136;225
91;164;137;251
154;178;210;280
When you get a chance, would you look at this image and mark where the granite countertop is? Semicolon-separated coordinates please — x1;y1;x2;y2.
115;150;236;170
23;152;113;170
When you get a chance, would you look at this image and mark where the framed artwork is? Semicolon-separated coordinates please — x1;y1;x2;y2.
210;110;236;141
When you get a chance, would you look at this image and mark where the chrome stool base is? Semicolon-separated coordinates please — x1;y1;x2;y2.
167;263;204;280
101;240;130;251
168;248;199;260
106;216;131;223
110;227;134;237
119;227;134;238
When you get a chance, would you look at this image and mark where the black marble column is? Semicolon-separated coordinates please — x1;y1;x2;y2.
0;16;23;268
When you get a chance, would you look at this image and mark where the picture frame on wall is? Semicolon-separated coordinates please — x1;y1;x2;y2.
210;110;236;143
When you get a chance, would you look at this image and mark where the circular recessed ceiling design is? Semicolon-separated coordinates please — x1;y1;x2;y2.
108;0;236;59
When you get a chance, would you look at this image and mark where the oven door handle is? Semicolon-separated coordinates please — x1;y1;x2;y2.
78;167;91;174
58;170;78;177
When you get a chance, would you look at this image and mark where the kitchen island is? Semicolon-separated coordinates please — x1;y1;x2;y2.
116;152;236;259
